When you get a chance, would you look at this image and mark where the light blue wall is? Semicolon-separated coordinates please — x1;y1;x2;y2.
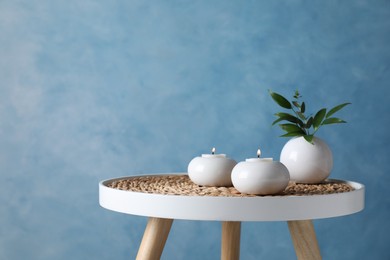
1;1;389;259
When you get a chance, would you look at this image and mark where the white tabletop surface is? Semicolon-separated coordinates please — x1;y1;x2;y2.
99;173;365;221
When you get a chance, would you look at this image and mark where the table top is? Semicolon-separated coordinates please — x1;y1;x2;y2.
99;173;365;221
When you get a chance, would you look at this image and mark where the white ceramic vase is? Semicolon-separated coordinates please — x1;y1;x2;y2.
231;159;290;195
188;155;237;187
280;136;333;183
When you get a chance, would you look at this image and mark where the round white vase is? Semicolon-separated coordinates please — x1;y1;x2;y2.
188;155;237;187
280;136;333;183
231;159;290;195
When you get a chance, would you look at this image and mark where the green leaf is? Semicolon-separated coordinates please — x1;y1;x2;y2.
272;117;285;126
305;116;313;128
322;117;347;125
313;108;327;131
269;90;292;109
301;102;305;113
280;131;305;138
293;90;301;99
273;112;304;127
303;135;314;143
326;102;351;118
279;123;305;133
296;111;306;121
292;101;300;108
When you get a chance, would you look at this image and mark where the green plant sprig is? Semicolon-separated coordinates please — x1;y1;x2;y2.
269;89;350;143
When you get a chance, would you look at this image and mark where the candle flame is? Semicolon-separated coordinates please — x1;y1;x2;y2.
211;147;216;155
257;148;261;158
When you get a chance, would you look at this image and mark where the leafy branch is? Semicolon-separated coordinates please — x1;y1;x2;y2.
269;90;350;143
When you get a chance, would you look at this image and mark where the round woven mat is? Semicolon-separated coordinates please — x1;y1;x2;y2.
107;175;354;197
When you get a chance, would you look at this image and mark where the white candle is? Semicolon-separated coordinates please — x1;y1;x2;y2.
231;153;290;195
246;148;273;162
188;147;237;187
202;147;226;158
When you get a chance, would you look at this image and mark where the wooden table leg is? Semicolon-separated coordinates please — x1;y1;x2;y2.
136;217;173;260
287;220;322;260
221;221;241;260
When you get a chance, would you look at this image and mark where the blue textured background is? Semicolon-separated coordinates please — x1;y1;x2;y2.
1;1;389;259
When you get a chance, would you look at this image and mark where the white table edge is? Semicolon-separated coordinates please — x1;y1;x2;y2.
99;173;365;221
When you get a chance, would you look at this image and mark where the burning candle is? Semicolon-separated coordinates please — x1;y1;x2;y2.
188;148;237;187
245;148;273;162
231;148;289;195
201;147;226;158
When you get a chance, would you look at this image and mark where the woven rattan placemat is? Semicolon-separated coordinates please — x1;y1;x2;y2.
108;175;354;197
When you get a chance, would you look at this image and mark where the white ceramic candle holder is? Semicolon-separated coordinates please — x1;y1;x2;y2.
231;158;290;195
188;152;237;187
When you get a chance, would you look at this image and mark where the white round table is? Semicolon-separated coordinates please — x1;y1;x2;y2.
99;173;365;260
